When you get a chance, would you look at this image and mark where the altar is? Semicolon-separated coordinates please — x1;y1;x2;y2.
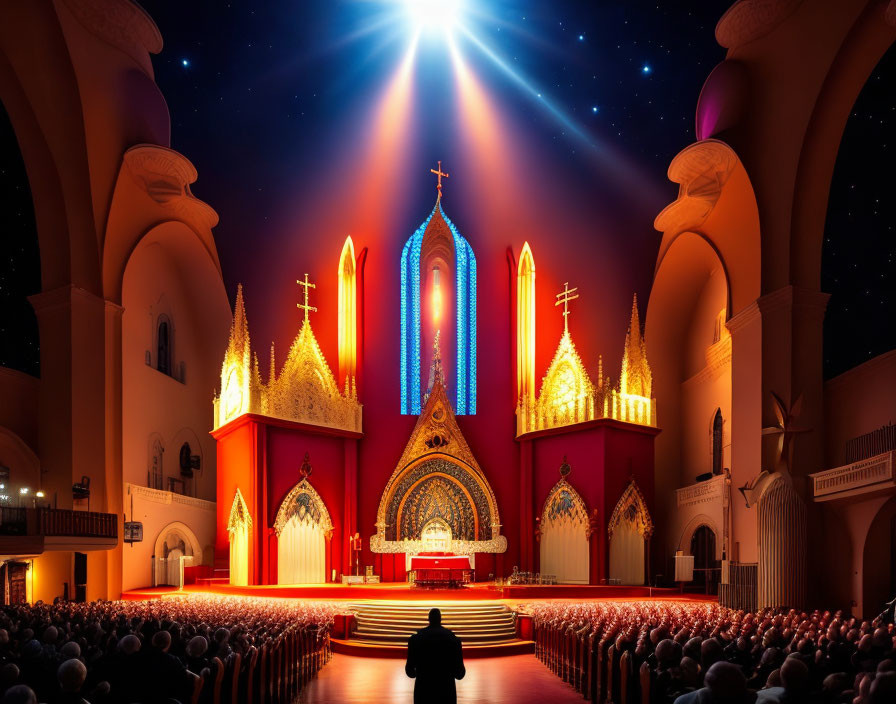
409;553;473;588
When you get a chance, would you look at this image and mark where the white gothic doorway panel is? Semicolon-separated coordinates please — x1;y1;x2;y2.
278;516;326;584
540;518;589;584
166;548;184;587
539;481;590;584
609;520;645;585
229;524;249;586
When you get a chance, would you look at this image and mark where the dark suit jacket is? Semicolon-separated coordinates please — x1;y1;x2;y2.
405;625;466;704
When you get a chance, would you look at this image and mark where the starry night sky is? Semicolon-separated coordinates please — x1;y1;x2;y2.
0;0;893;380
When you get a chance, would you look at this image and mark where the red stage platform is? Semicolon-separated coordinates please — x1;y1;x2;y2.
122;581;716;603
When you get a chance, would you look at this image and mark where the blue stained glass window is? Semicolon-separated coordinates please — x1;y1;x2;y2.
399;203;476;415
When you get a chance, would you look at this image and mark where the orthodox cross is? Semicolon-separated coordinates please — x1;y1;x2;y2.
555;282;579;333
296;273;317;322
430;160;449;200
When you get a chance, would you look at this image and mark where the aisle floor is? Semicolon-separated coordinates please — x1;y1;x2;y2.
299;653;585;703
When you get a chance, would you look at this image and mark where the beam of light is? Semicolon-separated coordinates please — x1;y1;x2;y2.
458;26;594;148
449;38;519;220
355;33;420;235
453;24;666;202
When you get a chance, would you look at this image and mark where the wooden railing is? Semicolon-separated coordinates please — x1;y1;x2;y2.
810;451;894;500
185;625;331;704
38;508;117;538
0;507;117;539
719;562;757;611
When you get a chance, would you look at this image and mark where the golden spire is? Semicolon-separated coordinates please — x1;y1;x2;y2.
229;283;250;356
430;160;449;202
620;294;652;398
297;273;317;323
555;282;579;334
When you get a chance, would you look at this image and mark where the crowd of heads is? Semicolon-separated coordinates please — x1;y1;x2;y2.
525;600;896;703
0;595;337;704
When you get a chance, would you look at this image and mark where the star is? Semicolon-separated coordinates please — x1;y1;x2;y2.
641;64;651;74
181;58;190;67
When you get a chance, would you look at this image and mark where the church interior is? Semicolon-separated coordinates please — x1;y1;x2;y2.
1;1;895;703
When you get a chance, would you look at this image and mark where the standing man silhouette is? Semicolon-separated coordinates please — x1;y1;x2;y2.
405;608;466;704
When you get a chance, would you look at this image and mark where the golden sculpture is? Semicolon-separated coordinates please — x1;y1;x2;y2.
515;272;655;435
213;275;361;433
372;337;505;555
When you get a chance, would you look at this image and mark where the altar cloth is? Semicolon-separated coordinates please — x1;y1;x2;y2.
409;555;471;570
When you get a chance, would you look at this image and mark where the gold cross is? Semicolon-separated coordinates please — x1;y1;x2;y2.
430;160;449;200
296;273;317;322
555;282;579;333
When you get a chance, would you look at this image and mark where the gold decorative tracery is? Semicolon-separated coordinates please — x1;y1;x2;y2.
227;488;252;533
541;478;589;530
515;288;656;435
213;281;361;433
273;478;333;538
371;375;505;554
607;479;654;539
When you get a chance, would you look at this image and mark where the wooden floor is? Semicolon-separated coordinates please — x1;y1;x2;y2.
299;653;585;703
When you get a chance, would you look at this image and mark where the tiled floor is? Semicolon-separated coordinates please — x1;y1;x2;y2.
299;653;585;703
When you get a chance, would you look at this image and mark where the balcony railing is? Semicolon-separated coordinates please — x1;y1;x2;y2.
676;472;727;507
0;507;117;539
810;451;895;500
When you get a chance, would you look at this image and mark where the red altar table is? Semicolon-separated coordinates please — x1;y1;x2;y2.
409;554;472;588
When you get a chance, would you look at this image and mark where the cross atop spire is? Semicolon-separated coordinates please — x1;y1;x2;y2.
555;282;579;333
296;273;317;323
430;160;449;201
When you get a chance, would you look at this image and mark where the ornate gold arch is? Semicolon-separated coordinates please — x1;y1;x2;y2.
371;377;505;554
541;478;589;529
607;479;653;539
227;488;252;533
273;478;333;538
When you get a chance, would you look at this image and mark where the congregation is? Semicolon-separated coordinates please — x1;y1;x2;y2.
0;596;337;704
527;600;896;704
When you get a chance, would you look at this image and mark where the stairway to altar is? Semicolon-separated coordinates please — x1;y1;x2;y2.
332;602;533;657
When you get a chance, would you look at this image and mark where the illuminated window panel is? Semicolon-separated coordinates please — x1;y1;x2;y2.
400;202;476;415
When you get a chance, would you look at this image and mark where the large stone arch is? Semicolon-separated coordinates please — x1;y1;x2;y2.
678;513;723;561
153;520;202;561
862;493;896;619
646;231;736;559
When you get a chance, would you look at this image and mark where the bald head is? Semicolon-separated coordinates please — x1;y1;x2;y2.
704;661;747;700
780;656;808;692
428;608;441;626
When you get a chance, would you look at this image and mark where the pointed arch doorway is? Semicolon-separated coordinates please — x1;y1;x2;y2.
608;480;654;585
539;478;589;584
227;489;251;586
275;479;333;584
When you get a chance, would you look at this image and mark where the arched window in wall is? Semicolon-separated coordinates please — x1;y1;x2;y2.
400;203;476;415
156;316;171;375
0;101;40;377
711;408;723;475
337;236;357;386
517;242;536;403
149;438;164;490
